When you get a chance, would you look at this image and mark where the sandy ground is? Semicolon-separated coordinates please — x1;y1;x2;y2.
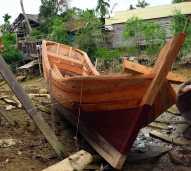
0;66;191;171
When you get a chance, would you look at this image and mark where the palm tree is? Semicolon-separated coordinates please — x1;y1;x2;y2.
3;14;11;23
136;0;149;8
172;0;184;3
129;4;135;10
96;0;110;25
2;14;11;32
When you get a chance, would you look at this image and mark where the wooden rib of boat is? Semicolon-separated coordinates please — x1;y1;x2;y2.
42;33;186;169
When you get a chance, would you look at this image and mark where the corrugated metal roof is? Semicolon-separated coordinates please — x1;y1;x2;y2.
106;2;191;25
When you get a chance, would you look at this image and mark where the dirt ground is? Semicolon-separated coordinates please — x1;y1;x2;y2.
0;66;191;171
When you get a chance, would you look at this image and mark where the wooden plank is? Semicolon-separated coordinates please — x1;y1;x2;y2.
0;55;64;157
123;60;186;84
120;33;185;155
148;122;169;130
42;150;93;171
141;33;185;106
68;47;72;57
47;52;83;66
150;130;191;145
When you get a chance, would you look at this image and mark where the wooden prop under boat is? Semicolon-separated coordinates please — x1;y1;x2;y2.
42;33;186;169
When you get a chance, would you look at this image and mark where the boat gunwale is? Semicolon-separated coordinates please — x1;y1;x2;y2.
43;40;155;82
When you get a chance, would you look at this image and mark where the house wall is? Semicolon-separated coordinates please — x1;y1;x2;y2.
107;17;173;49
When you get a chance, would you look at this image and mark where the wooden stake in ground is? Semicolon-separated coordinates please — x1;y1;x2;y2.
0;55;64;157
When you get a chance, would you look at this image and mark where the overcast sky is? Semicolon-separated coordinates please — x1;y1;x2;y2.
0;0;172;24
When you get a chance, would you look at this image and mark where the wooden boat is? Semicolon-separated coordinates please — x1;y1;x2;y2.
42;33;186;169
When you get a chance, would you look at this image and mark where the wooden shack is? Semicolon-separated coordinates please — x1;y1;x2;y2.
105;2;191;48
10;13;40;41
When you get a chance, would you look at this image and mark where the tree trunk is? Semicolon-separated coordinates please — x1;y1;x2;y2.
20;0;32;34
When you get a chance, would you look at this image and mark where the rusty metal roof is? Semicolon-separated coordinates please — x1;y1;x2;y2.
106;2;191;25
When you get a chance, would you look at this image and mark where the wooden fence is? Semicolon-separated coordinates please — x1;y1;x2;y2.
17;40;42;60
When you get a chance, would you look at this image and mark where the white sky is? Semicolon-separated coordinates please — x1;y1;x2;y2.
0;0;172;24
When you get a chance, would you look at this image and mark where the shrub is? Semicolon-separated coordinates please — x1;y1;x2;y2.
2;47;22;64
1;32;23;64
95;48;122;59
2;32;16;47
123;17;166;57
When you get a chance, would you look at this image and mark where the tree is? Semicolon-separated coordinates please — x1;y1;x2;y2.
75;10;104;61
50;16;69;43
38;0;59;33
136;0;149;8
1;14;22;64
3;14;11;23
96;0;110;25
172;0;184;3
2;14;11;32
129;5;135;10
20;0;32;33
39;0;58;19
39;0;72;33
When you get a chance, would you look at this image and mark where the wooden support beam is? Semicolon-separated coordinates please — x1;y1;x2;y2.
123;60;186;84
141;33;185;106
0;55;64;157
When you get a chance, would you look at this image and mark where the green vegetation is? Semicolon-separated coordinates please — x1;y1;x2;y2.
50;16;69;43
122;10;191;63
171;10;191;60
2;0;191;65
172;0;184;3
1;14;22;64
36;1;107;61
95;48;126;59
74;10;103;60
1;13;11;32
123;17;166;57
1;32;22;64
96;0;110;25
136;0;149;8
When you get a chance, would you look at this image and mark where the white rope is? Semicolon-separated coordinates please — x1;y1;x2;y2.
74;80;83;150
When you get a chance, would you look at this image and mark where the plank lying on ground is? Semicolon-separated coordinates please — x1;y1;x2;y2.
123;60;186;84
42;150;93;171
0;55;64;157
150;130;191;145
28;93;50;99
0;96;21;108
0;109;16;126
148;122;169;130
155;119;187;125
0;76;26;87
0;81;6;87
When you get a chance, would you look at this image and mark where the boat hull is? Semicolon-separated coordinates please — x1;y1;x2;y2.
42;33;185;169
